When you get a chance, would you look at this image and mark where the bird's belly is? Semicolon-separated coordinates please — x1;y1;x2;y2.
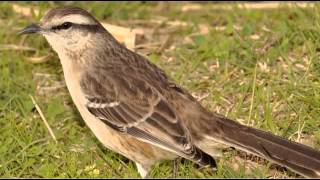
61;64;176;165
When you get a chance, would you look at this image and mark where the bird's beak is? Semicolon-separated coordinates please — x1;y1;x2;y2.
18;23;42;35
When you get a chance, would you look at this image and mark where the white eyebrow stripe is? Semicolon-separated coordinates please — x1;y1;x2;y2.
62;14;96;24
50;14;97;26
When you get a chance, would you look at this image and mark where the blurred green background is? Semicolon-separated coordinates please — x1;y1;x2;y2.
0;1;319;178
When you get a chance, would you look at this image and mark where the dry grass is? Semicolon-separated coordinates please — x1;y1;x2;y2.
1;1;320;178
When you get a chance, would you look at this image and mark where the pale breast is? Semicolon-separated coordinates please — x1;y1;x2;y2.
59;56;176;165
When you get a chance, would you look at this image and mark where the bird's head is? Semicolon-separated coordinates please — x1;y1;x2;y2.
19;6;109;57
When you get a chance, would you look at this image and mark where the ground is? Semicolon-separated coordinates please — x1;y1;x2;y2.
0;1;320;178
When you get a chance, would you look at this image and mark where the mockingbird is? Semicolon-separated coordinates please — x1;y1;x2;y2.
19;6;320;178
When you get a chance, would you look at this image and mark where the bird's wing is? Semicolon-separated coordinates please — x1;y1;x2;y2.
80;70;216;168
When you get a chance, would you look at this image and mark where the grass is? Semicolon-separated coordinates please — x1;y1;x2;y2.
1;1;320;178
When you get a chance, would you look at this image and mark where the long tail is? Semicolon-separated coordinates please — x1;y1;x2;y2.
204;115;320;178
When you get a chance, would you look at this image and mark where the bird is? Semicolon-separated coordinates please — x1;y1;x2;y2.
19;6;320;178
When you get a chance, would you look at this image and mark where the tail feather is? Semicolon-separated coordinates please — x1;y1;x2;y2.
191;146;217;170
205;115;320;178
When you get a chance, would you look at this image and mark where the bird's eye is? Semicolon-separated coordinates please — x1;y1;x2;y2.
60;22;72;29
52;22;73;31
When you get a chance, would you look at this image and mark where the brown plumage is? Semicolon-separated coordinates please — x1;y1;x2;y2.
20;6;320;178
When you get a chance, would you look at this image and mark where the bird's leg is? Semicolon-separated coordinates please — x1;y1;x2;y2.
135;162;150;178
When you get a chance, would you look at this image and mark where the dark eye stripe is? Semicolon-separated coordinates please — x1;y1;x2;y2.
50;23;101;33
52;22;72;31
